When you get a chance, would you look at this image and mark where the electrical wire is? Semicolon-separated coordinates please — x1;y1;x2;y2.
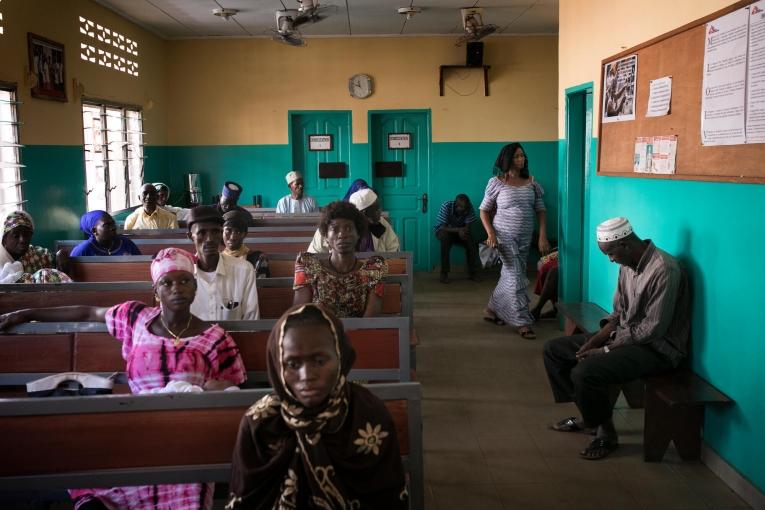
499;0;539;33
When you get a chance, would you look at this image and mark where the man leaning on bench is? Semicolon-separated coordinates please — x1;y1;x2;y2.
543;217;691;460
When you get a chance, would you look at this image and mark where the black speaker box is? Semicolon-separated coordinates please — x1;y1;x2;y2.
466;42;484;67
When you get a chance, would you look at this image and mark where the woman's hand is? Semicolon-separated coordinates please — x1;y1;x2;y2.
0;310;29;332
538;236;550;255
203;379;235;391
486;231;498;248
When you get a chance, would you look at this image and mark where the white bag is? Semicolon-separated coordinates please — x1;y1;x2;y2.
479;242;500;269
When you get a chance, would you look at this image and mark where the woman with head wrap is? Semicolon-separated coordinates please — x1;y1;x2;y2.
342;178;372;202
0;247;247;510
70;210;142;257
0;210;72;283
227;303;408;510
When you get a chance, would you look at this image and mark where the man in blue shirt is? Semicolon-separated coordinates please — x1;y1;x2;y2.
434;194;480;283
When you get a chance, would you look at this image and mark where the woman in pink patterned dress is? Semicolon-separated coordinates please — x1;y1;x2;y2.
0;247;247;510
293;201;388;318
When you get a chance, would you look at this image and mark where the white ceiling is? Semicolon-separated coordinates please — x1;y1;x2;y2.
92;0;558;39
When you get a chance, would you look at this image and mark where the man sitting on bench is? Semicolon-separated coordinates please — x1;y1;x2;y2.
542;217;689;460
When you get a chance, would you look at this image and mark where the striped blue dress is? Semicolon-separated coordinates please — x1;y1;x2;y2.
480;177;545;327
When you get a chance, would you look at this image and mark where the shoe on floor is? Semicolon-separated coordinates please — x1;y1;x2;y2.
439;273;450;284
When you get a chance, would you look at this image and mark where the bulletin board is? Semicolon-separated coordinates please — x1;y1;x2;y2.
597;0;765;184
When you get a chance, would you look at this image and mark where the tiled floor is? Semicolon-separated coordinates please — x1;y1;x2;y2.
414;271;750;510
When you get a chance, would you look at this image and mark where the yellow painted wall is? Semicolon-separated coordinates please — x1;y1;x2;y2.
0;0;166;145
164;35;558;145
558;0;732;137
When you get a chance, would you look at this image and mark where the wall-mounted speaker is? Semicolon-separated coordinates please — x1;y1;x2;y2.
466;41;484;67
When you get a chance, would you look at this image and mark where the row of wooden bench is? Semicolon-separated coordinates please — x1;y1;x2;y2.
0;383;424;509
57;251;411;281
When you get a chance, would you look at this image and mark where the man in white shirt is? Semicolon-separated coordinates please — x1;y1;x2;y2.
307;188;400;253
124;183;179;230
186;206;259;320
154;182;190;224
275;171;318;214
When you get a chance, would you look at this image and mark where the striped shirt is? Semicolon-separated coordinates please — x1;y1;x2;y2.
602;241;690;366
434;200;477;232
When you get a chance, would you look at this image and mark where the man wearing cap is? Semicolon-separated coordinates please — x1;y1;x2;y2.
154;182;190;224
187;206;259;320
214;181;254;226
307;188;400;253
543;217;689;460
276;171;318;214
124;183;179;230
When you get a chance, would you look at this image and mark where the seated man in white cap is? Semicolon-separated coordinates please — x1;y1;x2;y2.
276;171;318;214
307;188;400;253
214;181;254;226
154;182;191;224
542;217;689;460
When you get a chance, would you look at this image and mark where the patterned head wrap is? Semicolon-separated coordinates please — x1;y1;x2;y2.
150;247;196;284
596;217;634;243
79;210;109;238
3;211;34;235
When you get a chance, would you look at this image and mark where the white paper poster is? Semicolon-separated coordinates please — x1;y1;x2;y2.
701;7;749;146
602;55;638;123
633;137;649;172
633;135;677;174
746;1;765;143
646;76;672;117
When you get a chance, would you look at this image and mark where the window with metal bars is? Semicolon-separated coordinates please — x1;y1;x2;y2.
82;101;144;212
0;84;24;219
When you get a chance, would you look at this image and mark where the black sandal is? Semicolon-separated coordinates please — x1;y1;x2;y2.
550;416;588;433
579;437;618;460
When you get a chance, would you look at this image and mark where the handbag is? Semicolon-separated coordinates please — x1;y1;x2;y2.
479;242;501;269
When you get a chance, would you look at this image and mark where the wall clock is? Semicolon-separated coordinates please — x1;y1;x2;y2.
349;74;374;99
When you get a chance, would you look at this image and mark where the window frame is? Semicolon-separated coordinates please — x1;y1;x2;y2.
0;80;25;218
81;97;144;213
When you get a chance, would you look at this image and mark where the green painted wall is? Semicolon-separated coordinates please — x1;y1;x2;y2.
154;141;558;270
574;138;765;492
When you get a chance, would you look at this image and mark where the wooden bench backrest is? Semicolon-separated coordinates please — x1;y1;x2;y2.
58;237;313;257
67;251;412;282
119;226;317;239
0;382;423;510
1;317;411;385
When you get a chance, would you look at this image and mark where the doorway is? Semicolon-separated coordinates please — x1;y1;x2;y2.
368;110;431;270
560;84;593;302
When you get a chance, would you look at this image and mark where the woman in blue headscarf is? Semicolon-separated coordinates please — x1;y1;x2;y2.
342;179;372;202
69;210;142;256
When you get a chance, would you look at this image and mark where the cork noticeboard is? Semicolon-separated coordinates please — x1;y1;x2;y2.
597;0;765;184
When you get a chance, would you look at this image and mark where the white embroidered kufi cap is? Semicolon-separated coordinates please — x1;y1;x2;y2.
596;217;633;242
285;171;301;185
349;188;378;211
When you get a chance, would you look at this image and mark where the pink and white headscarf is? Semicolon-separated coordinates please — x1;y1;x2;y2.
150;248;196;284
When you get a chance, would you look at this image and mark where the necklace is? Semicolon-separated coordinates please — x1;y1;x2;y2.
159;313;193;347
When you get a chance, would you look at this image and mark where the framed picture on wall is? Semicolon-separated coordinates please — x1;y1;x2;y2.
27;33;67;102
308;134;333;151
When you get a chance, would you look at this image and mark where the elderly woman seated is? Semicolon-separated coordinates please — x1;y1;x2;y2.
0;211;71;283
227;303;408;509
70;210;141;256
294;201;388;318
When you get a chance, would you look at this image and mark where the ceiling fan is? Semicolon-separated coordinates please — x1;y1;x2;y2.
455;7;497;46
272;1;331;47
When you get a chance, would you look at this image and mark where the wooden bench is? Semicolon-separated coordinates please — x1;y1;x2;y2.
118;226;318;239
57;237;313;257
65;251;412;282
557;301;733;462
0;382;424;510
0;317;412;388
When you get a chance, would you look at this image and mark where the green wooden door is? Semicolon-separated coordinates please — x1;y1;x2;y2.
369;110;431;270
289;111;352;205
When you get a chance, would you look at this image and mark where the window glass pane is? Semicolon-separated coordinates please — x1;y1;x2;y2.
0;88;22;219
105;107;126;211
83;104;106;211
126;110;143;207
